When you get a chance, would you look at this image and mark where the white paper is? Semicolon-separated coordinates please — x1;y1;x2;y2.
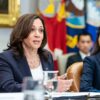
0;93;24;100
51;92;89;98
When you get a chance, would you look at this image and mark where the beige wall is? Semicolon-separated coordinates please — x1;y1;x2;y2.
0;0;37;52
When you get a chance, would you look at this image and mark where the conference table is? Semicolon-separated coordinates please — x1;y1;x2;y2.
0;92;100;100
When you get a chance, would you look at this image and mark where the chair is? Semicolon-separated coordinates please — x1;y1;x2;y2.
66;62;83;92
57;53;75;75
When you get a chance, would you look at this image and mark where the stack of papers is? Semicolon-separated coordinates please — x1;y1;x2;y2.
89;92;100;99
0;93;24;100
0;92;100;100
51;92;89;98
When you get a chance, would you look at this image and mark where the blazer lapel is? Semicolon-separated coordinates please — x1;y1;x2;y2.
78;53;83;61
17;56;32;77
17;54;50;78
40;55;49;71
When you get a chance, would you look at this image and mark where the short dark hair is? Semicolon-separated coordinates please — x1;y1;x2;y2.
77;32;93;42
6;14;47;56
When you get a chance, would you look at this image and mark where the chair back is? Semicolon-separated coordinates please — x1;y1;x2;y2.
57;53;75;75
66;62;83;92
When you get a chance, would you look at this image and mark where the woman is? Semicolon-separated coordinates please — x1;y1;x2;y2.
80;28;100;92
0;14;72;92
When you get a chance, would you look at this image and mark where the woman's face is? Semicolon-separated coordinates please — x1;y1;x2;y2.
23;18;44;50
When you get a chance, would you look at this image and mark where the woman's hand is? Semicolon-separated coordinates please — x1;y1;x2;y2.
57;74;73;92
57;79;73;92
58;73;67;79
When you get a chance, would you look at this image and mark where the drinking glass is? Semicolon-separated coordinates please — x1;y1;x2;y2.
43;71;58;100
22;77;44;100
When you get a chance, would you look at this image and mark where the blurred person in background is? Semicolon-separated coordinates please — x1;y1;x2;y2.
66;32;93;70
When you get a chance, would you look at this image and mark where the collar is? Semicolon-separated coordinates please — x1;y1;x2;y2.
79;51;90;60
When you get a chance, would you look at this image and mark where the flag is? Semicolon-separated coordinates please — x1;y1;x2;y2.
66;26;83;52
86;0;100;27
85;0;100;42
66;0;85;52
38;0;67;70
85;24;98;42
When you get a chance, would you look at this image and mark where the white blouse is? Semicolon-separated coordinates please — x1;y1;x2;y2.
30;62;43;81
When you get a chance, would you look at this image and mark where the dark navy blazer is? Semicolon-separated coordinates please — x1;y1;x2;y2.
66;52;82;70
0;49;54;92
80;52;100;92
